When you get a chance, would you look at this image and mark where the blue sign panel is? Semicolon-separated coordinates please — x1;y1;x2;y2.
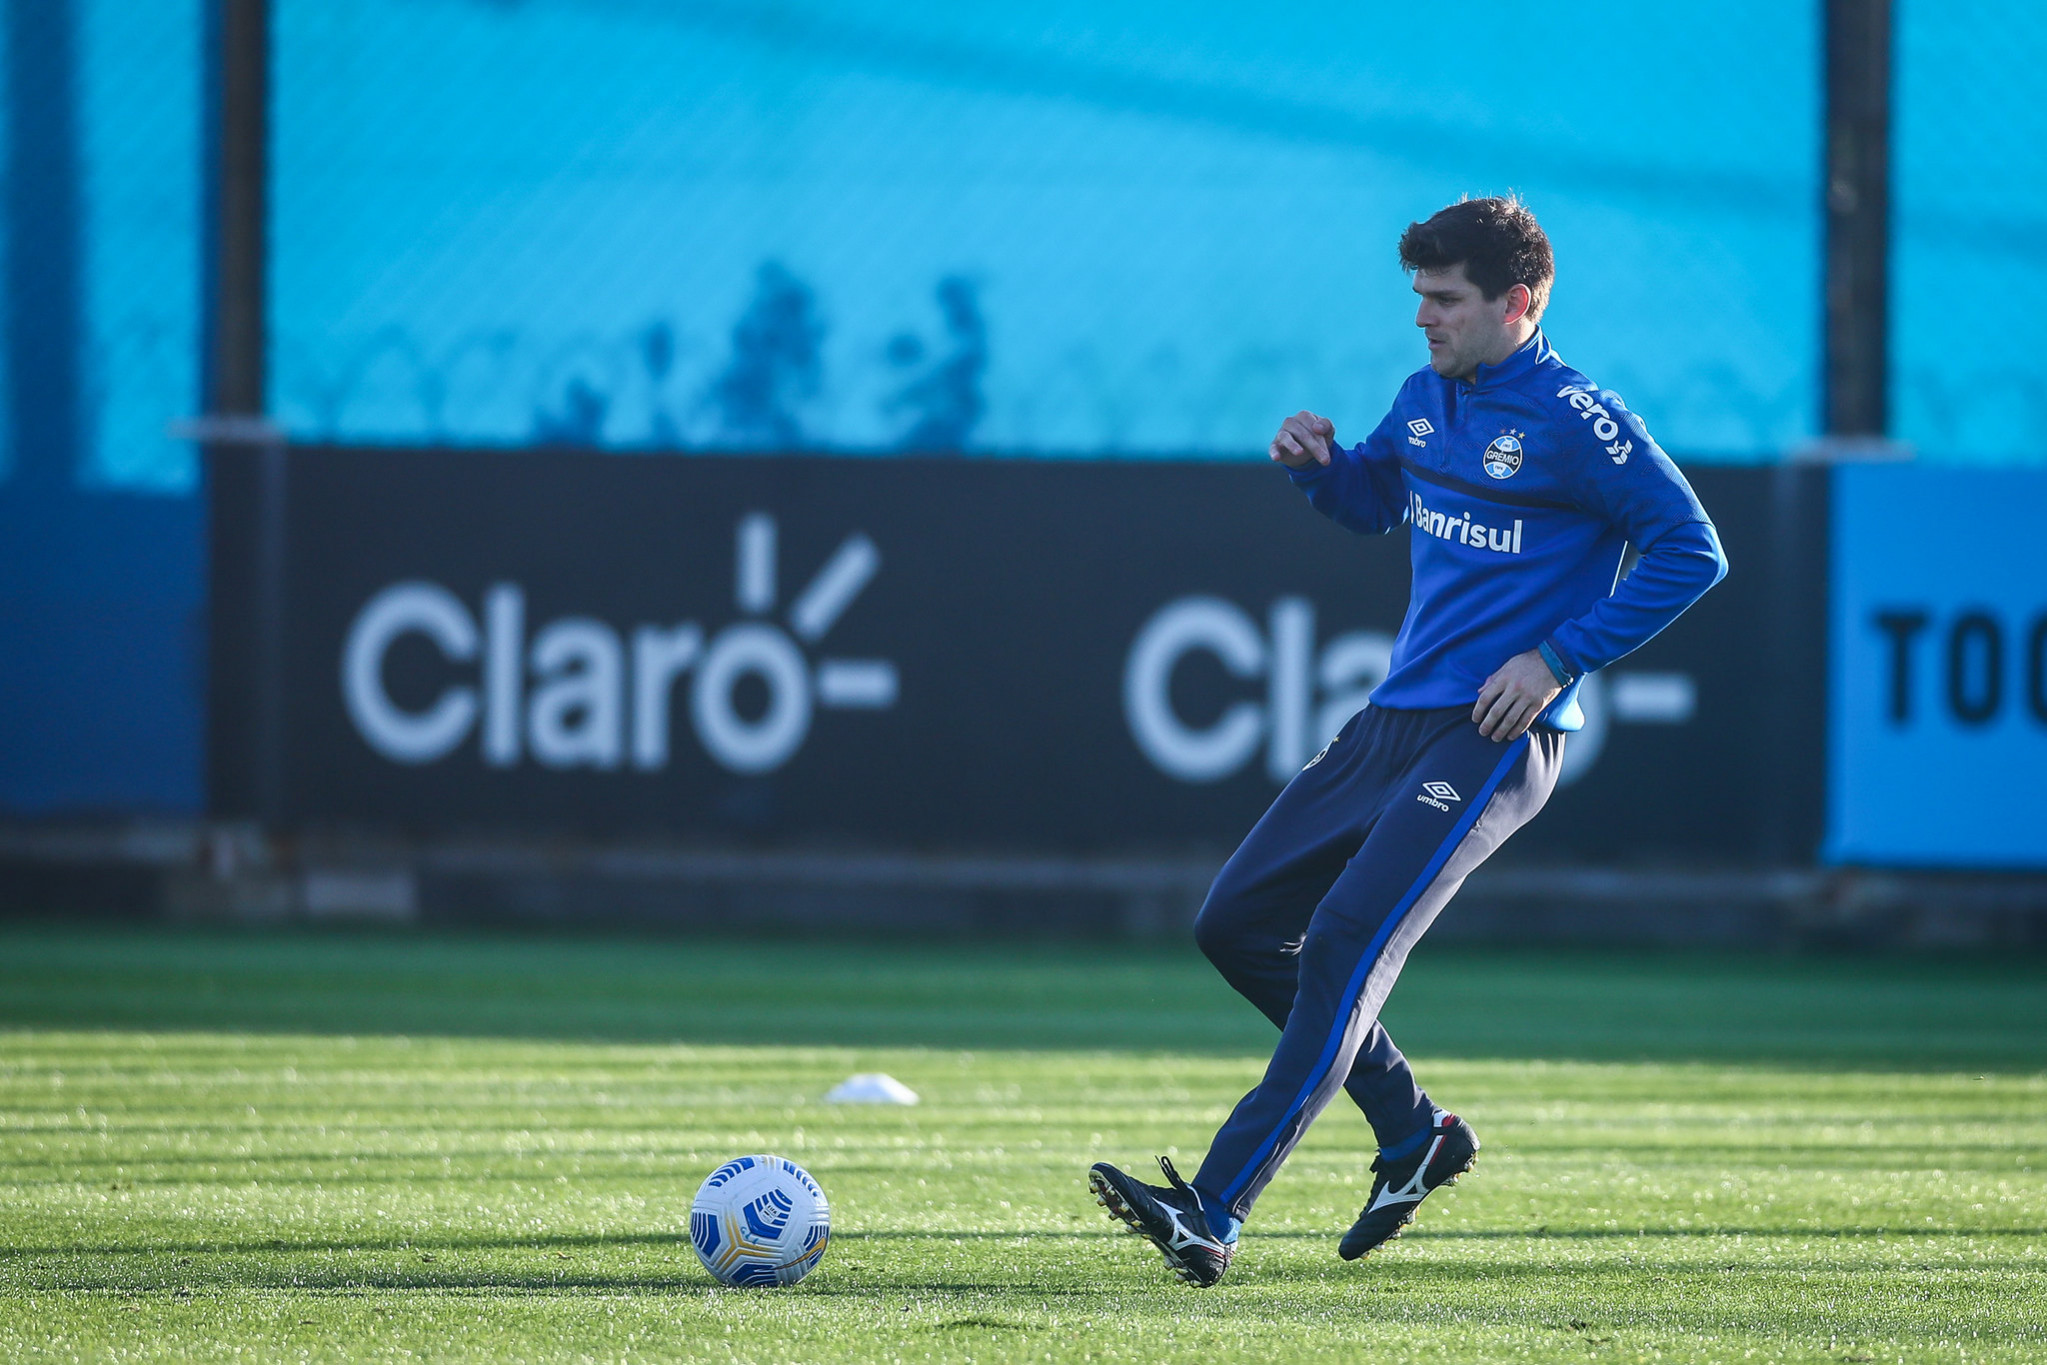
1828;466;2047;868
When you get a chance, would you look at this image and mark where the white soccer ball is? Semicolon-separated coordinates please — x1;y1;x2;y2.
689;1155;831;1287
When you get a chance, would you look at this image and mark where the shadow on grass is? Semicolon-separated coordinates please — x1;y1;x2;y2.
46;1242;2047;1329
11;1223;2044;1267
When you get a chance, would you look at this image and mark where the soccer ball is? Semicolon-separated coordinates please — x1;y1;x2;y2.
689;1155;831;1287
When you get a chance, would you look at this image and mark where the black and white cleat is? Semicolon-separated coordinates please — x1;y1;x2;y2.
1339;1108;1480;1261
1089;1156;1236;1288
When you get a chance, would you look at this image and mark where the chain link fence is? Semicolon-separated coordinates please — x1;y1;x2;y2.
1893;0;2047;464
4;0;2039;494
76;0;204;493
0;0;202;494
269;0;1822;461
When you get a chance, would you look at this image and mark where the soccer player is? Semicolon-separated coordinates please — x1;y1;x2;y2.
1089;196;1727;1286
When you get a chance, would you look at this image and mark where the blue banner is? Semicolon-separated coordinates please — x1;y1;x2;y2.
1828;466;2047;868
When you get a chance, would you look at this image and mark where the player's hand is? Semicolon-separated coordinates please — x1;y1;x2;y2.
1269;411;1334;469
1473;649;1562;742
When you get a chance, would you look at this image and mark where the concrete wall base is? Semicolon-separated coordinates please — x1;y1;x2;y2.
3;821;2045;951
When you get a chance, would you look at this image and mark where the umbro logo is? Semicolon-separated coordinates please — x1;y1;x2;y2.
1407;419;1434;437
1417;780;1461;811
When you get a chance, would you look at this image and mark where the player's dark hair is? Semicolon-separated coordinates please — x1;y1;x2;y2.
1398;196;1554;321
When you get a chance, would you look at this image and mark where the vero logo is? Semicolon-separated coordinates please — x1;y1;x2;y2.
1417;780;1461;811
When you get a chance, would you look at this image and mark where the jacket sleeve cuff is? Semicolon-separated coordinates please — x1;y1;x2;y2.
1286;454;1334;485
1538;638;1578;686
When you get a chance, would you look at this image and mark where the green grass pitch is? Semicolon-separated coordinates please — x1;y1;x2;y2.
0;927;2042;1363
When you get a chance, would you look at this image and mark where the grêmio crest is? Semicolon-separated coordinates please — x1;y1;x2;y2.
1482;431;1525;480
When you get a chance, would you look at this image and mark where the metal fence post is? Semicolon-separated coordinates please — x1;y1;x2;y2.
4;0;82;493
202;0;278;826
1824;0;1892;439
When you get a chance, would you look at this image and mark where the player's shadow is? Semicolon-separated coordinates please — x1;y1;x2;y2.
0;1227;1125;1264
19;1222;2044;1301
3;1221;2037;1267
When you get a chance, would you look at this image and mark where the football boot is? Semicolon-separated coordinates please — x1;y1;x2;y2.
1338;1108;1479;1261
1089;1155;1236;1288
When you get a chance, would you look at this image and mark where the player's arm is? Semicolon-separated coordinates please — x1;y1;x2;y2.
1475;397;1726;742
1270;409;1408;535
1542;398;1726;679
1544;519;1725;679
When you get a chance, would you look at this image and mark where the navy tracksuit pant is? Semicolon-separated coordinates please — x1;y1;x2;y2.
1191;703;1563;1220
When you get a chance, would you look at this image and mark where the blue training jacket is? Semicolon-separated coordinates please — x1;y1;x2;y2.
1288;329;1726;731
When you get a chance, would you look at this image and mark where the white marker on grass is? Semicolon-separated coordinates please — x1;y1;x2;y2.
825;1073;919;1105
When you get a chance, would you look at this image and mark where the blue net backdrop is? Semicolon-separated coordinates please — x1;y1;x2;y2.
268;0;1822;461
0;0;201;493
1892;0;2047;465
75;0;204;492
0;0;2036;494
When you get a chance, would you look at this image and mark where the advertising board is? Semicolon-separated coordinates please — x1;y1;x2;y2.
1828;466;2047;868
209;450;1816;863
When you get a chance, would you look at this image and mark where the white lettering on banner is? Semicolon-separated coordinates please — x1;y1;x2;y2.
1123;597;1393;783
1266;599;1314;783
630;623;703;769
342;582;480;764
736;513;776;614
692;623;813;774
339;514;893;775
483;584;524;767
528;618;624;769
814;659;898;708
1123;597;1269;782
1122;597;1699;788
1610;671;1696;723
790;535;881;643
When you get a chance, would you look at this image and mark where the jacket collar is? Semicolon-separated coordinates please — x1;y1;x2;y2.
1462;328;1551;391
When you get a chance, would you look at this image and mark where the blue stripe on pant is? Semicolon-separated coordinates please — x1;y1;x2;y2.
1191;704;1563;1219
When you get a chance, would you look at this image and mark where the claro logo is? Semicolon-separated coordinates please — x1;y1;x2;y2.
1123;597;1392;784
1124;596;1700;788
341;514;896;774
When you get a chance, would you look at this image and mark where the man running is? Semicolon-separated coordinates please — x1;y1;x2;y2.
1089;196;1727;1286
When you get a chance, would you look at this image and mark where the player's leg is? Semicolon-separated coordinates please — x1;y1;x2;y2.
1090;709;1378;1285
1190;712;1373;1034
1192;710;1438;1136
1191;713;1562;1224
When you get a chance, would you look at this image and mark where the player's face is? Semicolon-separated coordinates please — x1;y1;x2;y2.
1412;265;1523;381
